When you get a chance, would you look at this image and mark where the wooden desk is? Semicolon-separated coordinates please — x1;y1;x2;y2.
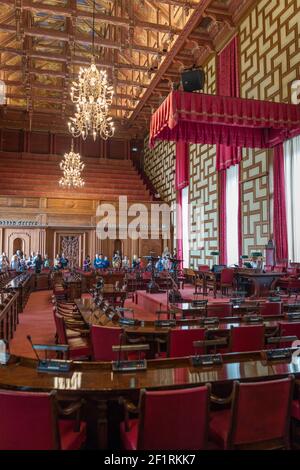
237;272;284;298
96;285;127;307
0;292;18;341
75;297;298;361
4;272;34;313
63;273;82;301
0;352;299;449
171;302;207;318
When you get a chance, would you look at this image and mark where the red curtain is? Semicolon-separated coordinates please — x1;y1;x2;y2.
175;141;189;191
217;37;240;265
176;189;183;266
149;91;300;149
217;36;241;171
238;163;243;265
175;135;189;268
273;143;288;262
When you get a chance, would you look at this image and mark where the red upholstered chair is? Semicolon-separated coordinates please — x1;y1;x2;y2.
229;324;265;352
209;376;294;450
274;264;287;273
0;390;86;450
54;311;91;360
278;321;300;347
207;303;232;318
260;301;282;317
220;268;235;296
198;265;210;272
168;327;205;358
264;265;274;273
120;385;211;450
91;324;122;361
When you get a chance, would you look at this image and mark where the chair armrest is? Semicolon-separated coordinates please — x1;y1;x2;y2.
64;319;86;328
56;399;85;432
119;397;140;432
210;391;234;405
67;327;90;336
264;327;279;338
126;335;147;344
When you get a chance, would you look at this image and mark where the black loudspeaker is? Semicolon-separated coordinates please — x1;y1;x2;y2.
181;68;205;92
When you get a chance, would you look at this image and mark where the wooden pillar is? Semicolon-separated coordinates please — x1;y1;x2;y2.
0;227;3;253
39;229;46;256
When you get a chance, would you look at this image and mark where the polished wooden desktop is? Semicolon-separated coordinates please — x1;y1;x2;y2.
237;271;284;297
75;297;299;360
0;351;299;448
4;272;35;312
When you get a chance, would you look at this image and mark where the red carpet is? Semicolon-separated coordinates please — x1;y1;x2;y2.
10;290;55;359
9;288;231;358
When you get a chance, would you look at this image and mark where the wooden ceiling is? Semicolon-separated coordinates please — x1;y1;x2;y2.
0;0;257;138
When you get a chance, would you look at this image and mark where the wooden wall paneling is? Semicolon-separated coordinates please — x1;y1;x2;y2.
29;131;50;154
2;129;22;152
4;228;40;259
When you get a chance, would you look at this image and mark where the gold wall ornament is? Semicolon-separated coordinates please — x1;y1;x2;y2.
59;142;85;189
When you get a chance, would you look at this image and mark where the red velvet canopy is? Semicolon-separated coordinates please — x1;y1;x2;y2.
149;91;300;149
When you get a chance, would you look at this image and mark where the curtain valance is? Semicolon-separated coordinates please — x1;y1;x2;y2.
149;91;300;149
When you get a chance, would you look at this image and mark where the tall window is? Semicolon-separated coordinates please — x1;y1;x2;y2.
225;164;239;266
284;136;300;262
182;186;190;268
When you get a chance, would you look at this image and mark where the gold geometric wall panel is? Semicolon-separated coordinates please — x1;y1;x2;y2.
239;0;300;256
144;139;176;205
189;56;217;268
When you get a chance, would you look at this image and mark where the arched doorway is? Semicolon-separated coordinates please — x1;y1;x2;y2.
13;237;24;255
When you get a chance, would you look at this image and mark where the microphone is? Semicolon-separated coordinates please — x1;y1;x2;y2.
27;335;43;364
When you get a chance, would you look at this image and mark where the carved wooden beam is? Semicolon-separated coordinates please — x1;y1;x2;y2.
129;0;214;123
0;0;182;34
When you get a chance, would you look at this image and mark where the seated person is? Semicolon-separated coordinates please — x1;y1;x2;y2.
162;255;171;271
94;253;106;270
19;255;27;272
155;257;165;272
26;252;35;268
112;250;122;269
54;254;62;271
0;252;9;271
43;254;50;269
162;246;171;258
16;249;23;260
132;254;139;269
122;255;130;269
103;256;110;269
83;255;91;272
250;257;258;269
10;254;20;271
60;253;68;269
33;254;43;274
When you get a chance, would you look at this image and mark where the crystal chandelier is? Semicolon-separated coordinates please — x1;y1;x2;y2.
68;59;115;140
68;0;115;141
59;141;85;188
